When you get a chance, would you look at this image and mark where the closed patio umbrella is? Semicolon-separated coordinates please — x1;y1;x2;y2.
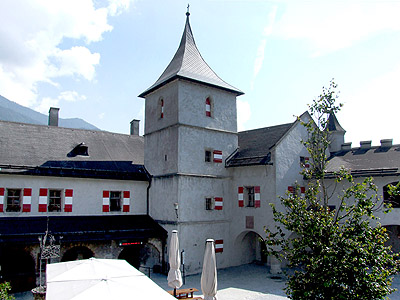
201;239;218;300
167;230;183;296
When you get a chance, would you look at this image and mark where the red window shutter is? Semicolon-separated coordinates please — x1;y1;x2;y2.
39;188;48;212
300;187;306;198
288;186;295;194
305;157;310;168
254;186;261;208
0;188;4;212
238;187;244;207
123;191;130;212
213;150;222;163
214;197;223;210
215;239;224;253
65;189;73;212
103;190;110;212
22;188;32;212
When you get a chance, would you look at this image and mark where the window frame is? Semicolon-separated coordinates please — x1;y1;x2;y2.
300;156;310;168
245;186;255;207
205;150;212;162
205;197;214;210
6;188;22;212
109;191;122;212
205;97;212;117
48;189;62;212
383;182;400;208
159;98;164;119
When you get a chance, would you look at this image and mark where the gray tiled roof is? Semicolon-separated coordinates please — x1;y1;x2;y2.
0;120;148;180
139;14;243;98
326;145;400;177
227;123;294;167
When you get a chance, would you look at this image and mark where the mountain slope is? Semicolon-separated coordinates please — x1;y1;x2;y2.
0;95;100;130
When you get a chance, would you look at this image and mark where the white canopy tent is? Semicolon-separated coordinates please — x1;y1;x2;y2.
46;258;175;300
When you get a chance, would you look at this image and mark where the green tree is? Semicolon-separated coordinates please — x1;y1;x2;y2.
265;80;400;300
0;282;15;300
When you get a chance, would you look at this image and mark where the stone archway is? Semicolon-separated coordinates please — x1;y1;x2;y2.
233;230;266;266
118;244;143;269
61;246;94;262
0;247;36;292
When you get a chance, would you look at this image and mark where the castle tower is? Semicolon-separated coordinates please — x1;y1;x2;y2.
139;10;243;274
326;112;346;153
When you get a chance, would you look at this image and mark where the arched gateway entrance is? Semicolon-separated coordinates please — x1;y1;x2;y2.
233;231;267;266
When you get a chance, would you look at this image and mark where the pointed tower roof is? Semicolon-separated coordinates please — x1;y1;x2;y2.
326;112;345;132
139;11;243;98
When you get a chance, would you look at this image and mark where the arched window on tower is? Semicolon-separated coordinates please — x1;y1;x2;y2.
205;97;212;117
159;98;164;119
383;182;400;208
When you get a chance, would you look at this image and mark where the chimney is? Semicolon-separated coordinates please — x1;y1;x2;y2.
48;107;60;126
130;119;140;136
341;142;352;151
360;140;372;149
380;139;393;148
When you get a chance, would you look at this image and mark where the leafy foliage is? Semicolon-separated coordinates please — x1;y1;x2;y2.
265;80;400;299
0;282;15;300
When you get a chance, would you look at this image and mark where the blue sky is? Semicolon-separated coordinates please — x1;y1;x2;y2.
1;0;400;145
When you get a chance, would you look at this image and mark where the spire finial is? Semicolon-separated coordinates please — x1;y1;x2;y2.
186;4;190;17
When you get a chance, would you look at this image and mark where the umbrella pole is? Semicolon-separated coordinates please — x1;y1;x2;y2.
174;288;177;297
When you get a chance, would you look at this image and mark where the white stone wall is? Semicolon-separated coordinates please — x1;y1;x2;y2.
228;165;276;267
178;80;237;133
0;174;148;216
145;126;179;176
144;81;179;135
178;126;237;176
326;175;400;226
275;120;309;201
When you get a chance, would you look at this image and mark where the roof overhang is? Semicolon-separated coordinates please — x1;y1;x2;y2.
0;215;167;244
139;75;244;98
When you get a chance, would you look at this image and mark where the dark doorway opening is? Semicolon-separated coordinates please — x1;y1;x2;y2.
0;247;36;292
118;245;144;269
61;246;94;262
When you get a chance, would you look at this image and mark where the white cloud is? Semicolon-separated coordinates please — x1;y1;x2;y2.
34;90;87;113
51;47;100;81
251;6;278;89
273;1;400;56
237;99;251;131
107;0;132;16
59;90;87;102
36;97;60;114
0;0;133;107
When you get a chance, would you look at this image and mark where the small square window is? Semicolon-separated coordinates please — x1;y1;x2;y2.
300;156;310;168
110;191;121;212
205;150;211;162
6;189;21;212
48;190;62;212
205;197;214;210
